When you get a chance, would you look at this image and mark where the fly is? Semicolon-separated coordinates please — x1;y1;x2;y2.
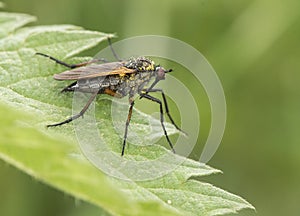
36;39;184;156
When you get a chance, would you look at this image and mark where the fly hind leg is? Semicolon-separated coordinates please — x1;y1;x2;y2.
47;90;99;127
36;53;106;69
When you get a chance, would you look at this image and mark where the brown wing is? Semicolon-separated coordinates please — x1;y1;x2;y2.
53;61;136;80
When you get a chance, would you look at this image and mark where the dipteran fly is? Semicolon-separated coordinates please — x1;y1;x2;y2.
37;38;184;156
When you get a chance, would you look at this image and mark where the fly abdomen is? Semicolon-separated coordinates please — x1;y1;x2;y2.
76;75;123;93
76;77;104;92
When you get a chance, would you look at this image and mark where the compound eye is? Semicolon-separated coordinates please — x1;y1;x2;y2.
156;67;166;80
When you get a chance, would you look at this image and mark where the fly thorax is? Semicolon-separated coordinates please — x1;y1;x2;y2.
125;56;155;72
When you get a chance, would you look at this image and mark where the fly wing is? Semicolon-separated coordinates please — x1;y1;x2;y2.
53;61;136;80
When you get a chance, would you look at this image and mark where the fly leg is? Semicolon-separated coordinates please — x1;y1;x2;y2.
121;100;135;156
36;53;106;69
141;88;187;136
139;93;175;154
107;37;122;62
47;90;99;127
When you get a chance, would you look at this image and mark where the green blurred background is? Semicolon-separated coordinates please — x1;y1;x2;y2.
1;0;300;215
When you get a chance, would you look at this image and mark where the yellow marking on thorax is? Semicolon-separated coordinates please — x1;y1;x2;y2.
147;64;154;71
138;62;155;71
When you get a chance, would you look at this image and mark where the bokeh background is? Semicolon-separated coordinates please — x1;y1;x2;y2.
1;0;300;215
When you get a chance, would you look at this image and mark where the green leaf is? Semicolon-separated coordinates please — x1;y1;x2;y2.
0;12;36;38
0;2;5;8
0;11;254;216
